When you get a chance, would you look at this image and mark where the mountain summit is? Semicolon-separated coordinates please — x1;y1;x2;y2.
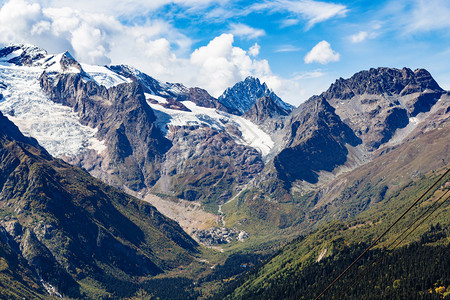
218;76;294;115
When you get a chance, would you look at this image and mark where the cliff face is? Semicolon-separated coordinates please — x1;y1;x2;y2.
154;125;264;204
218;76;294;115
273;96;361;185
40;72;171;191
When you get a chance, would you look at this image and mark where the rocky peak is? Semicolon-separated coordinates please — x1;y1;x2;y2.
270;96;361;185
318;67;445;150
323;67;443;100
244;96;291;125
108;65;231;111
218;76;294;115
0;44;47;66
108;64;173;97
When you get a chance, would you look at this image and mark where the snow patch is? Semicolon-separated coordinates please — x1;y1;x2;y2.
148;100;274;155
145;93;168;104
0;65;105;157
0;49;24;65
81;64;131;88
41;53;78;74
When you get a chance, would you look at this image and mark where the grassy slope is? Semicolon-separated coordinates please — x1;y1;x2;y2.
214;168;450;299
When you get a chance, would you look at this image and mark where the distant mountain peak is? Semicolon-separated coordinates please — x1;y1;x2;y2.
218;77;294;115
0;44;48;66
317;66;445;150
324;67;443;100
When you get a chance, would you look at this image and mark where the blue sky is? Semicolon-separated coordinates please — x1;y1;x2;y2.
1;0;449;106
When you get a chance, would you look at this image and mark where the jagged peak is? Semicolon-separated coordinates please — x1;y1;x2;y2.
322;66;443;100
0;43;48;66
218;76;294;115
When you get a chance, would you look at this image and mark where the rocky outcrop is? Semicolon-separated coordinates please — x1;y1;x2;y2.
108;64;234;112
0;44;47;66
154;125;264;204
273;96;361;184
245;96;291;122
244;96;290;134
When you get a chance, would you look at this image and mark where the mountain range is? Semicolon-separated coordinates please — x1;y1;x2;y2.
0;43;449;299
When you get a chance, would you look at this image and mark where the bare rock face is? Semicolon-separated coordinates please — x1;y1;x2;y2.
244;96;290;133
0;44;47;66
39;72;171;191
154;125;264;204
273;96;361;185
321;67;444;150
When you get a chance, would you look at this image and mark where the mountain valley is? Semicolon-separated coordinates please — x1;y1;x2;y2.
0;43;449;299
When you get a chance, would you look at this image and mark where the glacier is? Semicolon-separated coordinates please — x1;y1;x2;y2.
146;95;274;156
0;64;106;158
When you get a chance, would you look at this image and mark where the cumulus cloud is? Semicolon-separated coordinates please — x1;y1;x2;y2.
0;0;46;44
252;0;348;29
0;0;306;104
229;23;266;39
189;34;274;96
0;0;193;67
248;43;261;57
304;40;340;64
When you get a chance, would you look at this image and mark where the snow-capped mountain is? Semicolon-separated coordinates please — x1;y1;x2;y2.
2;43;448;243
218;76;295;115
0;43;282;204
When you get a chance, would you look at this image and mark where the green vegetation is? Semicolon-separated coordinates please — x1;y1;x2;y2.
212;169;450;299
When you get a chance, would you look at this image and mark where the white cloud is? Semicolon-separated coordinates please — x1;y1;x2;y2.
0;0;193;67
39;0;227;17
229;23;265;39
293;70;325;79
248;43;260;57
280;18;300;27
0;0;308;105
252;0;348;29
349;30;379;43
275;45;301;53
189;34;274;96
0;0;45;43
350;31;368;43
406;0;450;32
304;40;340;64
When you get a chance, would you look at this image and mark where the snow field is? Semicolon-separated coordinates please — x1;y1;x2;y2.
0;65;106;158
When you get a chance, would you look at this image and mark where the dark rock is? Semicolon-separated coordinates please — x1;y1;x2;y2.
320;67;444;150
218;76;294;115
244;96;291;125
274;96;361;185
